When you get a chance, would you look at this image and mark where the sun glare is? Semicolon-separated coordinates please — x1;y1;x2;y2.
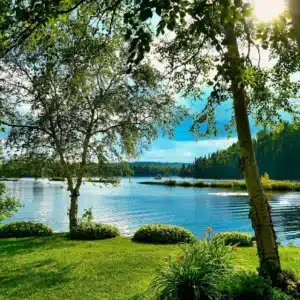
253;0;285;22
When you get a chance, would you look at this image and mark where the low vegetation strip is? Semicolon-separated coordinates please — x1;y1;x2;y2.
0;235;299;300
139;179;300;191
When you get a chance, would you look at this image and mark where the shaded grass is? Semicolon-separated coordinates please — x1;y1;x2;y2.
0;235;299;300
139;179;300;191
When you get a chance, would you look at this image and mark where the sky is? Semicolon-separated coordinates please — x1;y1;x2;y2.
138;93;259;163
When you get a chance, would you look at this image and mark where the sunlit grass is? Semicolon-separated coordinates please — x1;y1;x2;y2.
0;235;299;300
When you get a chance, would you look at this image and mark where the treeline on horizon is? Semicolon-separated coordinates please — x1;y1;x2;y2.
2;122;300;180
179;122;300;180
0;158;183;179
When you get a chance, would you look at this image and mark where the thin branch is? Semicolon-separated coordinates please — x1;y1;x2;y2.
0;120;39;129
57;0;89;14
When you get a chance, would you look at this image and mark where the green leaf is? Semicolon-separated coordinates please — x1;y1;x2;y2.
140;8;153;21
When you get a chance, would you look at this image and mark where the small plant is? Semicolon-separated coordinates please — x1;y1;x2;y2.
70;222;120;240
213;232;253;247
132;224;196;244
80;207;93;223
70;208;120;240
0;221;53;238
261;172;270;182
152;237;233;300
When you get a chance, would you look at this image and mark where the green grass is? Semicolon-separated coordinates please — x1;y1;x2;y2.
139;179;300;191
0;235;299;300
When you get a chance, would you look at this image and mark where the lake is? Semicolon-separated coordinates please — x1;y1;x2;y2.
3;177;300;245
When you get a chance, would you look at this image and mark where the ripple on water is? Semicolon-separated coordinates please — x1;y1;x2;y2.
3;178;300;245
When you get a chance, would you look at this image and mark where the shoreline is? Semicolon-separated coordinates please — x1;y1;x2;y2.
139;179;300;191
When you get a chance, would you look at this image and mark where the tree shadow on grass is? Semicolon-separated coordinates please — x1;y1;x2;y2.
0;258;77;299
0;233;77;257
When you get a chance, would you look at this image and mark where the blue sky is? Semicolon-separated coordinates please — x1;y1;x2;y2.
138;94;259;163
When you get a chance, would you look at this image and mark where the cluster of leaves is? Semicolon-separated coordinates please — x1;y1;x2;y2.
0;221;53;237
0;182;23;223
213;232;253;247
152;238;233;300
132;224;196;244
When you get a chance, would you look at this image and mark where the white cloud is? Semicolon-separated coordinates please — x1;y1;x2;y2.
138;138;238;163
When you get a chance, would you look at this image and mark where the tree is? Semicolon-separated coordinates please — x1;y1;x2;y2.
0;182;23;224
289;0;300;51
123;0;299;283
0;10;183;230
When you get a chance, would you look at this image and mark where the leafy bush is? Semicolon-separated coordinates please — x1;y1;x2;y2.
132;224;196;244
218;272;272;300
213;232;252;247
70;222;120;240
218;272;293;300
271;288;293;300
152;239;233;300
0;221;53;238
0;182;23;223
282;268;298;282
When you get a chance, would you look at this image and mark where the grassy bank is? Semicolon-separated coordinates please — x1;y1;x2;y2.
139;179;300;191
0;235;299;300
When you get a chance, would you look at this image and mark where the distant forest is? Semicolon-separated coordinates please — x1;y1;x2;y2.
2;123;300;180
179;123;300;180
0;158;183;178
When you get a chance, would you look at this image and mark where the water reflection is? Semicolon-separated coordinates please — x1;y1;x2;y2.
3;178;300;245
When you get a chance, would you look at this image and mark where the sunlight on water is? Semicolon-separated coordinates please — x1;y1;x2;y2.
208;192;249;197
3;178;300;245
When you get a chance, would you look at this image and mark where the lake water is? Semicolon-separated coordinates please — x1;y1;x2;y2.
3;177;300;245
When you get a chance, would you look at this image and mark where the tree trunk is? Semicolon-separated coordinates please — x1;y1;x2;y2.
69;191;79;231
289;0;300;52
224;21;282;284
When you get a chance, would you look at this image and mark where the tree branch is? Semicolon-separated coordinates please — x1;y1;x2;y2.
0;120;39;129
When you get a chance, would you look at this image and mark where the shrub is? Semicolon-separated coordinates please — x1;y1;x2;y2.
132;224;196;244
271;288;293;300
0;221;53;238
70;222;120;240
218;272;294;300
152;239;233;300
218;272;272;300
213;232;252;247
283;268;298;282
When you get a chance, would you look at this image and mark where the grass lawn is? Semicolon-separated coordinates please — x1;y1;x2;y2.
0;235;300;300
